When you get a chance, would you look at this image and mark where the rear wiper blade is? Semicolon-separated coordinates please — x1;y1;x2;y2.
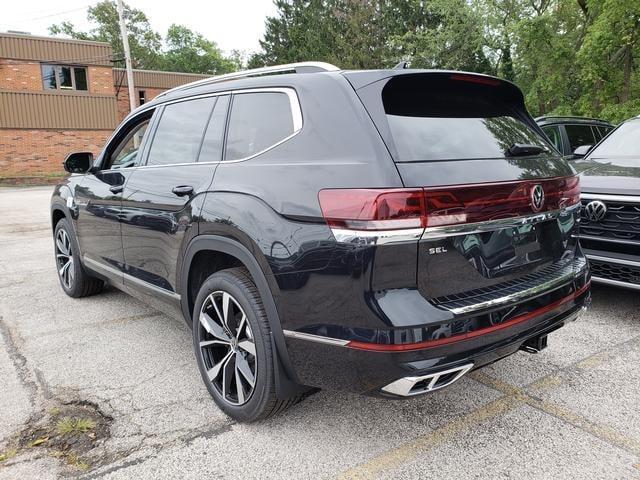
506;143;546;157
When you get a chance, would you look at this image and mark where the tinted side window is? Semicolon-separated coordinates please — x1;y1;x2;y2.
198;95;230;163
541;125;562;152
225;92;294;161
146;97;216;166
109;120;150;169
564;124;597;152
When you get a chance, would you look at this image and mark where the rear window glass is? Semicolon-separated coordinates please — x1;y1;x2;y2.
382;75;549;162
564;124;597;152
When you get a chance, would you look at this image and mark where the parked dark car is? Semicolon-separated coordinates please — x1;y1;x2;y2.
536;116;614;156
51;63;591;421
573;116;640;291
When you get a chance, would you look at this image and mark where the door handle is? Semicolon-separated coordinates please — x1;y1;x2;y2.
172;185;194;197
109;185;124;194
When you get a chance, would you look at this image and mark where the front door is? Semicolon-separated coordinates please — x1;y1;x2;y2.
75;113;154;281
120;95;229;301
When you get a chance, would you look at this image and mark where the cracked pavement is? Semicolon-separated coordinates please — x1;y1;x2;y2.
0;186;639;479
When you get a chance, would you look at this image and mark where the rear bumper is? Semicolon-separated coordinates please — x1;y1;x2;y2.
283;282;590;396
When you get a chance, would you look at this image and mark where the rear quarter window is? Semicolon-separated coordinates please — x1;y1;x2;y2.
225;92;296;161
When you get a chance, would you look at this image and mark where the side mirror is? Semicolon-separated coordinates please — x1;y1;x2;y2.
63;152;93;174
572;145;592;159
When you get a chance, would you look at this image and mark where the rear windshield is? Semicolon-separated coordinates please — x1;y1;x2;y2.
382;75;549;162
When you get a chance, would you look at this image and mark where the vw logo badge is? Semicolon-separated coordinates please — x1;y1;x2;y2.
585;200;607;221
530;184;545;212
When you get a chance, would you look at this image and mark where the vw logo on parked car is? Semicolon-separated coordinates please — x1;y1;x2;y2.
530;184;545;212
585;200;607;221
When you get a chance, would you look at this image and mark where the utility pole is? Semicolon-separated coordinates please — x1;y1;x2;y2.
117;0;136;114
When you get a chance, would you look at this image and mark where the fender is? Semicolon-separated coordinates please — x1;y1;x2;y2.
181;235;305;397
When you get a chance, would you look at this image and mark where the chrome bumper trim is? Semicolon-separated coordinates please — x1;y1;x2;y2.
586;254;640;268
578;234;640;246
438;257;588;316
282;329;350;347
591;276;640;291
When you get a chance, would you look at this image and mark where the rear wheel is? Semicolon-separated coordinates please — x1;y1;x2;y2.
54;218;103;298
193;267;301;421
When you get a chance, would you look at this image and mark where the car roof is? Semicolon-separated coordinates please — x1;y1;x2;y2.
137;63;523;114
535;116;613;127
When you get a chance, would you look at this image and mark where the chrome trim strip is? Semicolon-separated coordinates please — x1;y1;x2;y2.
381;363;474;397
586;254;640;268
122;88;303;170
577;234;640;245
330;205;579;244
329;227;424;245
422;206;577;240
446;257;588;315
591;276;640;291
282;329;350;347
83;256;181;301
581;193;640;203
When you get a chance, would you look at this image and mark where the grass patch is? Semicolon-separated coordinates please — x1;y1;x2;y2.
56;417;96;435
0;448;17;462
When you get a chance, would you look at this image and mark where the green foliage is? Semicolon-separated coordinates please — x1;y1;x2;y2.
158;25;237;74
255;0;640;123
49;1;237;74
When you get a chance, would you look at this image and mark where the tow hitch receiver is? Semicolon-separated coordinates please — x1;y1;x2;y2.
520;335;548;354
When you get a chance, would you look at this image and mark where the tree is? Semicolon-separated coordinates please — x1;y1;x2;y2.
49;1;238;74
577;0;640;121
49;0;162;69
159;25;238;74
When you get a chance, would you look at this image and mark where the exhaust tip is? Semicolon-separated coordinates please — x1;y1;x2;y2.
381;363;474;397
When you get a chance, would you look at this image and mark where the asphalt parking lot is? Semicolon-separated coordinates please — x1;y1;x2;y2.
1;185;639;479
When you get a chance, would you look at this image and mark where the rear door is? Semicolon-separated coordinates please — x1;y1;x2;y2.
119;94;229;303
348;72;582;306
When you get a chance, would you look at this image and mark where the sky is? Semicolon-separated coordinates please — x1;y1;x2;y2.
1;0;279;54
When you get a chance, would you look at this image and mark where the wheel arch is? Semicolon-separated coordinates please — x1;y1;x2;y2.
181;235;304;397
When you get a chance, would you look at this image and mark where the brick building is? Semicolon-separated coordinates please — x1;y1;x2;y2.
0;32;210;184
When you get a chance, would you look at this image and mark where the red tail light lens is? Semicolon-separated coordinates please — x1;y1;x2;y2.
318;189;425;230
318;176;580;231
424;176;581;228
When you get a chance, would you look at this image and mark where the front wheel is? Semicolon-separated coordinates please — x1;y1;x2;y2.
192;267;301;422
53;218;103;298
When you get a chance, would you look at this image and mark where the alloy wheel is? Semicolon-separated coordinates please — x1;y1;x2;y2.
198;291;257;405
55;228;74;289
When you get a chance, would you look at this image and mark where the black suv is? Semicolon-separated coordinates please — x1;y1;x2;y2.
51;63;591;421
573;116;640;290
536;116;614;156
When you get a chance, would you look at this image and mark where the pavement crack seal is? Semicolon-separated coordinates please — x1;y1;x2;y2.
0;400;113;475
0;315;39;407
337;336;640;480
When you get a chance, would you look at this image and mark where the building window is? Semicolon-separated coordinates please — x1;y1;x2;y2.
41;64;88;91
138;90;146;105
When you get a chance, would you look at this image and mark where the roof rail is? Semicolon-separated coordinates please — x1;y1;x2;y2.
157;61;340;98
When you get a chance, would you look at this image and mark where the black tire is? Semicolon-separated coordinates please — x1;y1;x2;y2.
53;218;103;298
192;267;301;422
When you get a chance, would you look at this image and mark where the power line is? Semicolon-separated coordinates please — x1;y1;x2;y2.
6;4;92;24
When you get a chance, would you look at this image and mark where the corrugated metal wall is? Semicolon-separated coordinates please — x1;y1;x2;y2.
0;91;117;129
0;33;113;66
114;68;210;89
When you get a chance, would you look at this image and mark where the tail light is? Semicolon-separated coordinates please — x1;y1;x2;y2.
318;188;425;230
318;176;580;232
